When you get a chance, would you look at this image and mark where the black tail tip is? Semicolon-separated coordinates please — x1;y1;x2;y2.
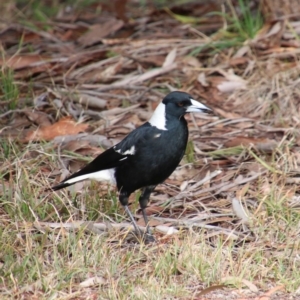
45;182;71;192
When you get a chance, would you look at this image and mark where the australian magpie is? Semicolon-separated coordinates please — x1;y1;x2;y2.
49;91;212;242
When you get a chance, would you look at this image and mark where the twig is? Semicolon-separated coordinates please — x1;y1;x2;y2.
34;221;145;232
0;109;27;119
56;143;68;172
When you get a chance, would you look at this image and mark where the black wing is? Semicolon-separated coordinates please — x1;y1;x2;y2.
49;123;158;191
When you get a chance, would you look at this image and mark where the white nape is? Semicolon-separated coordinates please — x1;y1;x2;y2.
65;169;116;185
186;99;210;113
149;102;167;130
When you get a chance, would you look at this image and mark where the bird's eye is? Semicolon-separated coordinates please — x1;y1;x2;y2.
178;102;184;107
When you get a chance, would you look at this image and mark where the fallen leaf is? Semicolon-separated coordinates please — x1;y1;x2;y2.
111;62;177;86
133;55;166;67
95;59;124;82
229;57;249;66
24;116;89;142
0;54;50;70
137;218;162;227
23;110;52;127
232;197;249;224
79;276;106;287
216;69;247;93
213;107;244;119
217;80;247;93
233;45;250;58
163;48;177;68
225;136;277;152
61;140;91;152
251;21;284;49
197;284;226;296
180;180;189;191
0;27;41;46
259;285;285;300
78;19;124;46
52;133;112;149
197;72;209;86
156;225;179;235
144;205;165;215
73;93;107;109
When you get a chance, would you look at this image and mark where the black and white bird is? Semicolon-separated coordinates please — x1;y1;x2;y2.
49;91;212;241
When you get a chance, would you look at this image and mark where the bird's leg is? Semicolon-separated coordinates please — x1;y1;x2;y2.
123;205;140;233
139;186;156;242
119;191;141;236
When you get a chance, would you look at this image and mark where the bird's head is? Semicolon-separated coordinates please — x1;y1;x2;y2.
163;91;212;117
149;91;213;130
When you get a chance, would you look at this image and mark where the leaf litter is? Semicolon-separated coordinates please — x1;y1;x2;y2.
1;0;300;299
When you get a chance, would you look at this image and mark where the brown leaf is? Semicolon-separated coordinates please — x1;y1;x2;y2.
137;218;162;227
144;205;165;215
0;54;50;70
53;133;112;149
258;285;285;300
213;107;242;119
197;284;226;297
225;136;277;152
216;69;247;93
61;140;91;152
111;62;177;86
229;56;249;66
134;56;166;67
114;0;128;21
94;59;124;82
23;111;52;127
108;126;132;137
24;117;89;142
251;21;284;50
73;93;107;109
0;27;41;46
78;19;124;46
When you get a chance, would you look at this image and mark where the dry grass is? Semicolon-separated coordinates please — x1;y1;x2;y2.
1;0;300;299
2;100;300;299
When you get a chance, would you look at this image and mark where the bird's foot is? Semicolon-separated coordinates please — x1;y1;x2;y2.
132;229;155;244
142;231;156;244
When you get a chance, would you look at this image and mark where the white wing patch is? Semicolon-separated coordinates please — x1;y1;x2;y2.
115;145;136;155
149;102;167;130
123;145;136;155
65;169;116;185
154;133;161;138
